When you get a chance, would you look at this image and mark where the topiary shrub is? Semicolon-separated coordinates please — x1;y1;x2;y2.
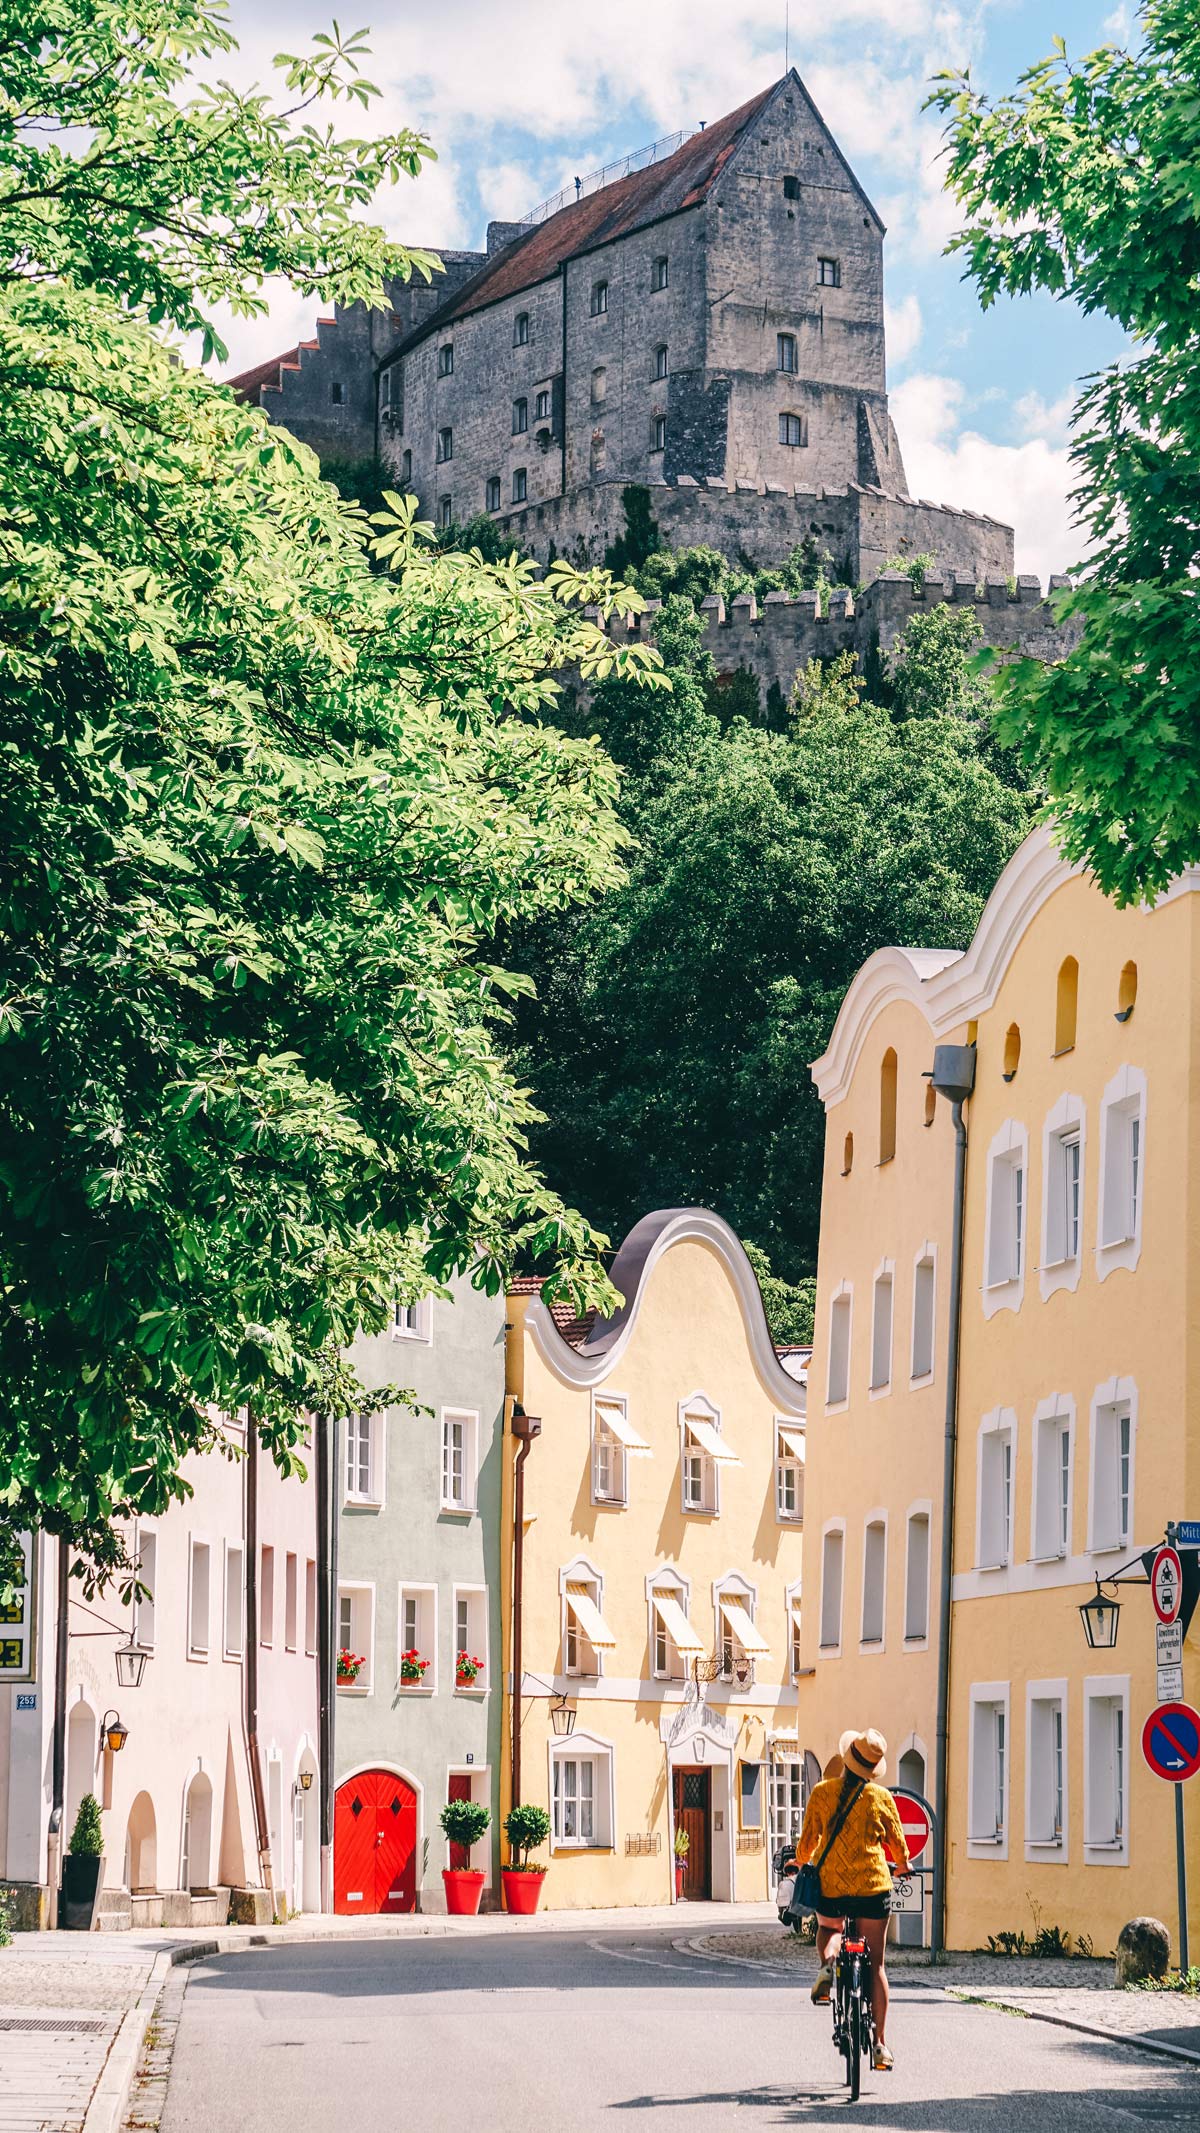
439;1799;491;1852
503;1802;551;1871
69;1793;103;1857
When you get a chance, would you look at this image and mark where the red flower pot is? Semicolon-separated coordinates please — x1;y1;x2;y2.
674;1864;686;1900
442;1868;486;1916
501;1868;546;1916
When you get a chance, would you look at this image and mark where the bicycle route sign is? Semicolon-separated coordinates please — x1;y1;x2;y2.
887;1874;924;1915
1151;1545;1183;1625
1142;1701;1200;1784
890;1789;933;1865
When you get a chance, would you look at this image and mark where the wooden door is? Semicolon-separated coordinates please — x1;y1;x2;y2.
673;1766;711;1900
334;1772;418;1915
446;1774;472;1871
373;1772;417;1912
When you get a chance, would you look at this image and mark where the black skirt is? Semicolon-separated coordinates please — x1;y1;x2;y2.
818;1890;892;1921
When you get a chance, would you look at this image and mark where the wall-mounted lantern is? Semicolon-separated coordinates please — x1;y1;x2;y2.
100;1710;129;1753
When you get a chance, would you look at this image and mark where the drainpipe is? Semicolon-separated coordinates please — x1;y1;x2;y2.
315;1412;333;1912
47;1537;69;1929
929;1041;976;1961
509;1407;542;1820
244;1427;278;1920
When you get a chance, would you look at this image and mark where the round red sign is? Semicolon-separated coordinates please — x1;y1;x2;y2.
1142;1702;1200;1784
890;1788;933;1864
1152;1545;1183;1626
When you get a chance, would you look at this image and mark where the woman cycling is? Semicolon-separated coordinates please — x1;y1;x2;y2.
795;1726;909;2072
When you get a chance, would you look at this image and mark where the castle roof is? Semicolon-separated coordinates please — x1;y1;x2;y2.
228;332;330;403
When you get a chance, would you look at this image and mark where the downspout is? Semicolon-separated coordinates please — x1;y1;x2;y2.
509;1407;542;1819
929;1041;976;1961
244;1426;278;1919
315;1412;333;1912
47;1537;69;1929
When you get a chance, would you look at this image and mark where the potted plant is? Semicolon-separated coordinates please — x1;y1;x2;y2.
61;1793;103;1931
501;1803;551;1915
673;1826;690;1900
439;1799;491;1915
336;1648;366;1686
399;1648;429;1687
455;1650;485;1689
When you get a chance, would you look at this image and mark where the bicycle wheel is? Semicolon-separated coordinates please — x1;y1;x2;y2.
847;1959;862;2102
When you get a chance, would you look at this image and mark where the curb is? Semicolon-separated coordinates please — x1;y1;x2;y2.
945;1987;1200;2069
82;1951;173;2133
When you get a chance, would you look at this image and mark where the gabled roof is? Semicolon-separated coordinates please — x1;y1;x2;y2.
388;79;780;358
227;328;332;403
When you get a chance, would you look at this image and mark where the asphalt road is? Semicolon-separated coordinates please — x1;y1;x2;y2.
158;1927;1199;2132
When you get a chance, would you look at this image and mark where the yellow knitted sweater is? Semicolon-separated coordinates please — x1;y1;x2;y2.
797;1776;910;1899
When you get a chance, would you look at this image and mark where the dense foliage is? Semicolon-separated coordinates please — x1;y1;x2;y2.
930;0;1200;900
0;2;661;1569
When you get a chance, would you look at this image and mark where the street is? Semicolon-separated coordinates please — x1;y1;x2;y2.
157;1927;1200;2132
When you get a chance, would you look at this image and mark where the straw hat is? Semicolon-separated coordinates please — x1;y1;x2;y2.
822;1752;845;1782
838;1727;888;1784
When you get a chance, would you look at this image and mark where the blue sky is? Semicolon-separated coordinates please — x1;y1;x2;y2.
217;0;1134;578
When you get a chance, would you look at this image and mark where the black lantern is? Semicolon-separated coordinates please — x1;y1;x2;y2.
1079;1580;1121;1651
114;1636;150;1690
298;1769;314;1793
550;1695;576;1738
100;1709;129;1753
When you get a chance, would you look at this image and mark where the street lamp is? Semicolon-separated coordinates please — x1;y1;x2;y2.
297;1769;314;1792
550;1695;576;1738
114;1636;150;1690
1079;1579;1121;1651
100;1710;129;1753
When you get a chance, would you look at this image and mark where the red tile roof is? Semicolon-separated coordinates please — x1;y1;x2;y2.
227;330;329;403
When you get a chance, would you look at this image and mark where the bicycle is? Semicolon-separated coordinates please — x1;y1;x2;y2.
830;1914;875;2102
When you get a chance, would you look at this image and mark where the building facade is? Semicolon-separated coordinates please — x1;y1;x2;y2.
0;1422;320;1929
808;826;1195;1955
334;1276;506;1913
502;1209;811;1911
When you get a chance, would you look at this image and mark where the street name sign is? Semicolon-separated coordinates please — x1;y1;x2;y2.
1142;1702;1200;1784
1176;1521;1200;1547
891;1789;934;1865
1151;1545;1183;1625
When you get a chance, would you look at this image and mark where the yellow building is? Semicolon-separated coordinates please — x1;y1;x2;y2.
808;826;1196;1955
502;1209;809;1909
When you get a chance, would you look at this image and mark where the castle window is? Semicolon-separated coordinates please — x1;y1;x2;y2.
534;389;550;421
438;495;452;528
651;256;669;291
513;397;528;435
331;380;344;406
779;411;808;448
436;425;453;463
591;366;607;404
590;280;608;316
782;174;800;200
777;333;797;373
514;311;530;346
650;414;666;453
401;448;412;483
485;475;501;512
654;345;668;380
818;256;841;287
512;467;527;503
379;370;390;406
437;343;454;377
590;429;606;475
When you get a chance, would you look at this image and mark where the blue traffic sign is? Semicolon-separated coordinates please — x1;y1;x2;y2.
1142;1702;1200;1783
1177;1521;1200;1547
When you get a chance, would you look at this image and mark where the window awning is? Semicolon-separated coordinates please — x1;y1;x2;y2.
565;1583;617;1650
777;1426;806;1462
788;1597;803;1629
685;1416;741;1467
597;1406;653;1458
651;1589;706;1658
718;1596;770;1656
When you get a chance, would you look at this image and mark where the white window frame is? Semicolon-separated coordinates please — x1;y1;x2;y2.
679;1391;723;1518
910;1244;936;1384
1026;1679;1069;1860
967;1681;1010;1858
976;1406;1017;1570
713;1570;759;1689
222;1539;243;1660
869;1260;894;1394
134;1526;157;1651
1083;1674;1130;1864
397;1580;436;1695
188;1536;212;1661
548;1729;615;1853
284;1551;298;1652
336;1580;375;1696
1030;1395;1075;1564
259;1542;275;1648
1096;1065;1147;1279
1040;1093;1086;1299
392;1297;432;1344
451;1582;488;1695
440;1407;479;1515
1088;1376;1137;1556
818;1520;845;1656
646;1566;692;1684
304;1557;318;1658
775;1420;804;1524
560;1556;607;1681
592;1393;631;1509
859;1513;888;1649
786;1579;803;1683
344;1410;384;1508
777;331;797;373
903;1500;932;1646
983;1119;1028;1315
825;1283;852;1411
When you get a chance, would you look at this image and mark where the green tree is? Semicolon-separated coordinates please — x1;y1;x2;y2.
741;1243;815;1346
0;6;663;1573
928;1;1200;900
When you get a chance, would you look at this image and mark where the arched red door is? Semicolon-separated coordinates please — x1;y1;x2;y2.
334;1771;417;1915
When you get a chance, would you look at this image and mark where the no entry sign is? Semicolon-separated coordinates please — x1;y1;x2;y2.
890;1788;933;1864
1152;1546;1183;1625
1142;1701;1200;1784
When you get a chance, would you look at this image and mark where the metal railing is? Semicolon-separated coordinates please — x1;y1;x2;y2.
518;124;702;229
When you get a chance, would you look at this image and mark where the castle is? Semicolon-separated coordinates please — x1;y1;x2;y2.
233;70;1018;592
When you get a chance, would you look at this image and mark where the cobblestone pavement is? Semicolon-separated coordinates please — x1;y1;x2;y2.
0;1937;164;2132
692;1929;1200;2055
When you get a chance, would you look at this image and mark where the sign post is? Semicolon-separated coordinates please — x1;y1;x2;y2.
1142;1701;1200;1973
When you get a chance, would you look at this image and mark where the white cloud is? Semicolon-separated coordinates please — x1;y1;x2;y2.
891;372;1082;584
1103;5;1131;40
1012;387;1076;447
885;292;923;366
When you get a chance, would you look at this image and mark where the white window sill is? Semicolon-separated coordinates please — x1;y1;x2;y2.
343;1498;383;1514
868;1384;892;1401
909;1370;934;1390
439;1502;476;1518
337;1681;371;1696
824;1399;849;1417
968;1835;1006;1851
975;1559;1010;1573
681;1506;719;1520
399;1682;434;1696
775;1514;804;1529
817;1643;842;1659
858;1637;884;1652
592;1496;629;1512
1025;1842;1067;1862
223;1647;244;1664
1090;1540;1128;1556
902;1635;930;1651
1083;1842;1128;1865
187;1650;210;1664
1030;1552;1067;1566
454;1683;486;1697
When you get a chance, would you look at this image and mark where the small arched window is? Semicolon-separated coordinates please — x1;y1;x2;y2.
1117;961;1137;1022
1003;1024;1021;1082
842;1131;854;1177
879;1048;898;1165
923;1083;936;1128
401;448;412;483
1055;957;1078;1055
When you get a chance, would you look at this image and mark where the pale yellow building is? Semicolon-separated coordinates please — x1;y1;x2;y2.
808;826;1196;1955
502;1209;809;1909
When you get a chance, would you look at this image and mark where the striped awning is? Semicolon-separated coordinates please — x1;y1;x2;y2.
651;1588;706;1658
685;1416;741;1467
597;1405;653;1458
718;1596;770;1657
565;1583;617;1650
777;1426;806;1461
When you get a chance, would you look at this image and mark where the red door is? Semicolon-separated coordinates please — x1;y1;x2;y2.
447;1774;472;1870
334;1772;417;1914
